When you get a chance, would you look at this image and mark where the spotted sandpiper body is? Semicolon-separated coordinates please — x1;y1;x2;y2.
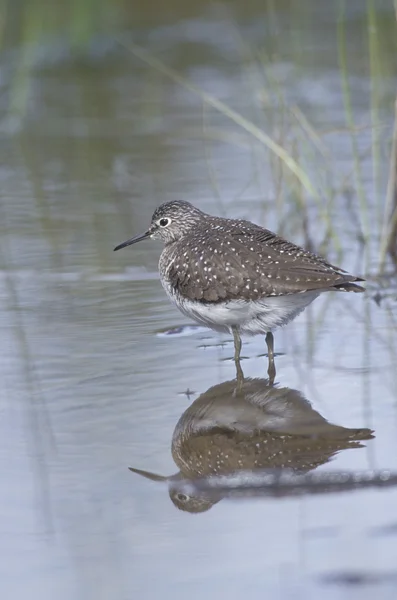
114;201;364;382
129;378;373;512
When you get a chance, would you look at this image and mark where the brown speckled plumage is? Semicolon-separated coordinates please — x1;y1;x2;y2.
171;379;372;479
162;215;362;303
129;379;374;513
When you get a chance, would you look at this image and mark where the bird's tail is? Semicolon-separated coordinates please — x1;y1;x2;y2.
334;281;365;293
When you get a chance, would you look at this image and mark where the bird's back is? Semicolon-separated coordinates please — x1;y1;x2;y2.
160;217;364;304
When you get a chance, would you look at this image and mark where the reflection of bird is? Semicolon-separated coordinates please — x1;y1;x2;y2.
129;378;373;513
114;201;364;383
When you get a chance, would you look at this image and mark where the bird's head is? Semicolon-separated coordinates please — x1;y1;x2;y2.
114;200;205;250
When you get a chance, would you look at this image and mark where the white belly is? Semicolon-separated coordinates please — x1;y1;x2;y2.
161;279;319;335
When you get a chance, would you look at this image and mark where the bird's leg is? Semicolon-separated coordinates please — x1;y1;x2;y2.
232;326;244;390
266;331;276;385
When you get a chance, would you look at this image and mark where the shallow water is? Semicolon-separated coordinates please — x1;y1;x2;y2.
1;1;397;599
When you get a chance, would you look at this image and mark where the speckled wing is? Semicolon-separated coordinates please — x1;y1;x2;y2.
165;220;364;303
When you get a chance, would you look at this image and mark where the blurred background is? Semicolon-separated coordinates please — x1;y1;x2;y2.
1;0;397;598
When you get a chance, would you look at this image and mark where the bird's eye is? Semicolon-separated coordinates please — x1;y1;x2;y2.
159;218;170;227
176;493;188;502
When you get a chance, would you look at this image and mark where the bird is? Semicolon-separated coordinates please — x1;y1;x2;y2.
129;377;373;513
114;201;365;383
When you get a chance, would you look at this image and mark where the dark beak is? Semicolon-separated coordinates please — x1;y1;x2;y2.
128;467;169;482
114;230;151;251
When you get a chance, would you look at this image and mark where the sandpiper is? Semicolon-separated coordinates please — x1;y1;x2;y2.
129;378;373;512
114;201;364;383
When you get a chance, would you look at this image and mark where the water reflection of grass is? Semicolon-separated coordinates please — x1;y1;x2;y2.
3;3;397;304
338;0;397;274
3;1;396;242
120;40;397;284
113;3;396;281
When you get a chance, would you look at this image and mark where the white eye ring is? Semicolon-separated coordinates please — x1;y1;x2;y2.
176;493;188;502
157;217;171;227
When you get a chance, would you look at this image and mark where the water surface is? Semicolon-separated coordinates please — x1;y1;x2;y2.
1;1;397;599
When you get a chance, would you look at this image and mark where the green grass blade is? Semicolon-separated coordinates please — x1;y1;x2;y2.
118;39;318;198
